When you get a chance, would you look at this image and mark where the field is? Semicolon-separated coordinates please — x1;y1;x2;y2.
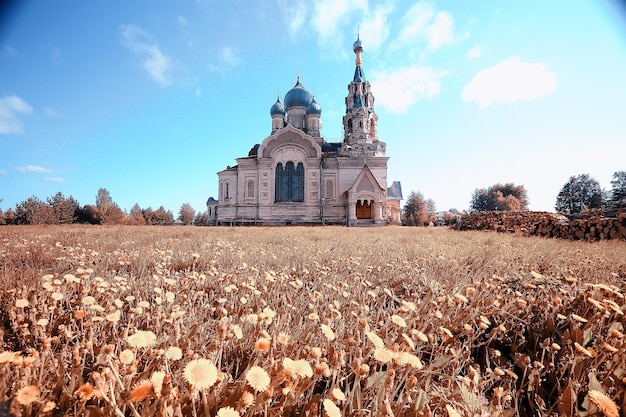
1;225;625;417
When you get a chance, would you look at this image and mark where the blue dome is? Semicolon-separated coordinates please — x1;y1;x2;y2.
353;37;363;52
270;98;285;116
284;78;312;109
306;97;322;115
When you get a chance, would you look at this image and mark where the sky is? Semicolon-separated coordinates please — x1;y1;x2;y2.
1;0;625;216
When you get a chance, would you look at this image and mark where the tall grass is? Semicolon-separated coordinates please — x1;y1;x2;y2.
1;225;625;416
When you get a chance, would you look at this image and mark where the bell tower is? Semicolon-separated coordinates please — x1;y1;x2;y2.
341;34;385;157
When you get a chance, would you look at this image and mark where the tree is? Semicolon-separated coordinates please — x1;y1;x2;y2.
194;211;209;226
14;196;54;224
178;203;195;226
609;170;626;206
129;203;146;225
555;174;603;214
4;208;15;225
402;191;429;226
470;183;529;212
47;192;80;224
425;199;437;225
153;206;174;225
94;188;125;224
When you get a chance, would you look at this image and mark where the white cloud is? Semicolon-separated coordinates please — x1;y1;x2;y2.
0;169;8;176
466;45;483;59
15;165;53;174
44;177;65;183
0;95;33;134
310;0;367;58
278;0;308;40
120;24;174;87
395;2;459;52
358;3;394;52
462;57;557;107
371;66;444;113
208;46;242;74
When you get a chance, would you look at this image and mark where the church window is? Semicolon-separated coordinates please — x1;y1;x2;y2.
225;182;230;199
275;162;304;202
247;180;255;198
325;180;334;199
219;183;223;200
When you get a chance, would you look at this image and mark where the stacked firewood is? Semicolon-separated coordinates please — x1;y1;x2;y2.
455;209;626;241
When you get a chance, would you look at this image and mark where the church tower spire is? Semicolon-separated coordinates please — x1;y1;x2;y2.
342;34;384;157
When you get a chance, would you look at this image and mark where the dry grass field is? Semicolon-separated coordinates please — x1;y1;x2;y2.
1;225;625;417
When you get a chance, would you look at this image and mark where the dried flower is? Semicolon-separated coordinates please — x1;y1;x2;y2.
81;296;96;306
51;292;64;301
184;359;218;390
129;380;153;402
75;383;95;400
166;346;183;361
15;299;29;308
283;358;313;378
587;390;619;417
14;385;40;406
331;388;345;401
277;332;290;346
255;337;271;352
217;406;240;417
321;324;335;341
365;331;385;348
105;310;121;323
119;349;135;365
373;347;395;363
151;371;165;398
127;330;157;348
391;315;407;327
322;398;341;417
246;366;271;392
240;390;255;407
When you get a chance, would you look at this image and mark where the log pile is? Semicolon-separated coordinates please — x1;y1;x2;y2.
455;210;626;241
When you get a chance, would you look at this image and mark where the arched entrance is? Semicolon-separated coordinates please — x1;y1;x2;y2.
356;199;372;219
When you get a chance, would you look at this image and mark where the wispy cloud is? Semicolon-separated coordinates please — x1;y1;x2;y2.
208;46;242;74
462;57;557;107
278;0;308;41
466;45;483;59
0;95;33;134
395;2;461;52
44;106;61;118
0;169;8;176
358;2;394;52
310;0;367;59
120;24;174;87
44;177;65;183
371;66;444;113
15;165;53;174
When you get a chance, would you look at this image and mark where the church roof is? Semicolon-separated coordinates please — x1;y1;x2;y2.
270;98;285;116
306;97;322;115
387;181;403;200
284;77;312;109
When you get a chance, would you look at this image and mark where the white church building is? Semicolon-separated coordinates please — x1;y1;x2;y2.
207;36;402;226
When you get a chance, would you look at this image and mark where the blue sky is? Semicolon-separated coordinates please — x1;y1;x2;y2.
1;0;625;215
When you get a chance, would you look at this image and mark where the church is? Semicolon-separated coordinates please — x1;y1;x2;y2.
206;36;402;226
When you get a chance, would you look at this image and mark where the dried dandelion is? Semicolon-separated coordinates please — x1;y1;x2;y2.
129;380;153;402
217;406;240;417
255;337;272;352
331;388;346;401
15;299;29;308
365;331;385;348
14;385;40;406
246;366;271;393
322;398;341;417
184;359;218;390
240;390;255;407
75;383;95;400
127;330;157;348
151;371;165;398
391;315;407;327
119;349;135;365
587;390;619;417
277;332;290;346
321;324;336;341
166;346;183;361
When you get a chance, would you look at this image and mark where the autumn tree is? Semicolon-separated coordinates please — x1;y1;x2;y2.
194;211;209;226
14;196;54;224
178;203;196;226
47;192;80;224
153;206;174;225
609;170;626;207
555;174;603;214
470;183;528;212
403;191;429;226
94;188;125;224
129;203;146;225
425;199;437;224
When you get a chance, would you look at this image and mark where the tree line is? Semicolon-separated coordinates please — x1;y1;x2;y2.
0;188;207;226
402;170;626;226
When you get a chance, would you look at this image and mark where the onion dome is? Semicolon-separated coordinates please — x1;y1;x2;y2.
306;96;322;115
353;36;363;53
270;97;285;116
284;77;312;109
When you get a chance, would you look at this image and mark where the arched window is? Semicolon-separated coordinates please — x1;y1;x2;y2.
325;180;334;199
275;162;304;202
247;180;255;198
225;182;229;199
219;183;223;200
